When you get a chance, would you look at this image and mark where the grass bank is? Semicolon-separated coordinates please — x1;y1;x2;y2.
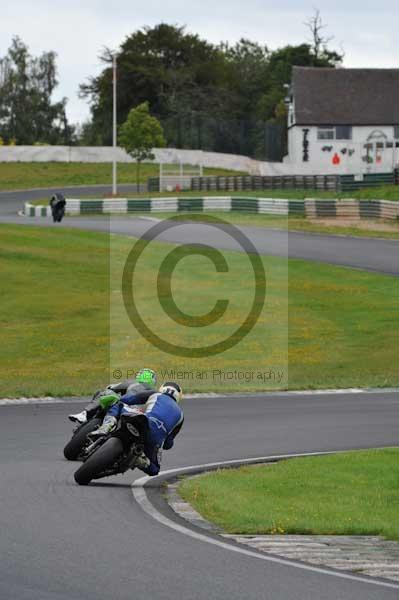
1;224;398;396
130;212;399;241
163;212;399;240
28;185;399;202
0;162;243;191
179;449;399;540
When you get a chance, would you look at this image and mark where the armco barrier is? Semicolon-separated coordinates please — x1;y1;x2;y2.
24;197;296;217
23;197;399;220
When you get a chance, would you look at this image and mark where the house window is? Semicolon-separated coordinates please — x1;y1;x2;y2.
317;127;334;140
394;126;399;139
336;126;352;140
317;126;352;140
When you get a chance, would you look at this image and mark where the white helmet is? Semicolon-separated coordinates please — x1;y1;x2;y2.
159;382;183;404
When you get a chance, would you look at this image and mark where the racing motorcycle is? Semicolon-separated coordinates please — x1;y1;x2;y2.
74;410;149;485
63;389;123;461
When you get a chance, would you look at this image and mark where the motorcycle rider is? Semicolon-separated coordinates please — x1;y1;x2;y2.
91;381;184;476
50;193;66;223
68;368;157;425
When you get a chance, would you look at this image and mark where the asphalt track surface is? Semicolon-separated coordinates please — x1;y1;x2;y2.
1;393;399;600
1;185;399;275
1;186;399;599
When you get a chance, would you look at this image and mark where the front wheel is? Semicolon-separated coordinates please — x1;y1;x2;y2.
63;417;103;461
74;437;124;485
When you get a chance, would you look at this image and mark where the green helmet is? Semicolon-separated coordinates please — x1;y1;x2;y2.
136;368;156;386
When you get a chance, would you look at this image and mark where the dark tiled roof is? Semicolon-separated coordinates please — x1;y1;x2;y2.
293;67;399;125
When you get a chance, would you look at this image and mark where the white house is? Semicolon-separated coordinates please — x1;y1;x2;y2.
285;67;399;174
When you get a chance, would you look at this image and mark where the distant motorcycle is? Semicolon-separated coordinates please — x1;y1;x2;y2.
74;411;149;485
50;193;66;223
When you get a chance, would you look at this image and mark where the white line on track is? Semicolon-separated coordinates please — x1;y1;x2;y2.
0;392;221;406
0;397;68;406
131;452;399;591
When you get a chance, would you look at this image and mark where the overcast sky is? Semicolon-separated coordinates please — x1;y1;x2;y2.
1;0;398;124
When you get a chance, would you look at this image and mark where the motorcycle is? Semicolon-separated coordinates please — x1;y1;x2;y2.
63;389;122;461
50;193;66;223
63;415;104;461
74;411;149;485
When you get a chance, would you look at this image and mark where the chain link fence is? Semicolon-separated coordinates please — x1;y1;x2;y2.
159;113;286;162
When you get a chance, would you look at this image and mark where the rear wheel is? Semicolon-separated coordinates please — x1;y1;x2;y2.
74;437;124;485
63;418;102;461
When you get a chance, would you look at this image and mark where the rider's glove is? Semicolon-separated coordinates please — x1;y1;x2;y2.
98;390;120;410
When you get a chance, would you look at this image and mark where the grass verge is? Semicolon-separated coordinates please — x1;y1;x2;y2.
0;162;244;191
0;225;109;397
17;180;399;201
132;212;399;240
179;449;399;541
1;224;399;396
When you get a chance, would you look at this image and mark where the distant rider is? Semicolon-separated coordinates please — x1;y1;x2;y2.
68;368;157;425
90;381;184;476
50;193;66;223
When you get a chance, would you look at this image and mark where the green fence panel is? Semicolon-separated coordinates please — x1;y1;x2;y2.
231;197;258;212
341;172;394;192
148;177;160;192
288;200;305;216
127;199;152;212
80;200;103;213
178;198;204;212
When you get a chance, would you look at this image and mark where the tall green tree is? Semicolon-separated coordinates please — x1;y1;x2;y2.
80;21;343;159
80;24;228;145
0;37;73;144
119;102;166;188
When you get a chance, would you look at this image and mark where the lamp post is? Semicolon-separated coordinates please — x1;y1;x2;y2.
112;53;117;196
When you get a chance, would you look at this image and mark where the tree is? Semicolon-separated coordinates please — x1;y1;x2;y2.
119;102;166;188
222;39;271;117
80;22;343;159
80;24;228;145
304;9;343;65
0;37;73;144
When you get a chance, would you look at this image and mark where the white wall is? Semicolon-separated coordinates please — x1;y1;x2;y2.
0;145;320;177
2;140;396;177
286;125;399;174
0;146;258;173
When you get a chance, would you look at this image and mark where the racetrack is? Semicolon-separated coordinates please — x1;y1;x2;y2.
1;391;399;600
1;185;399;275
1;187;399;599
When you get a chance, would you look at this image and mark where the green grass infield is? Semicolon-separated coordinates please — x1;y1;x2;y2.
179;449;399;541
1;224;399;396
